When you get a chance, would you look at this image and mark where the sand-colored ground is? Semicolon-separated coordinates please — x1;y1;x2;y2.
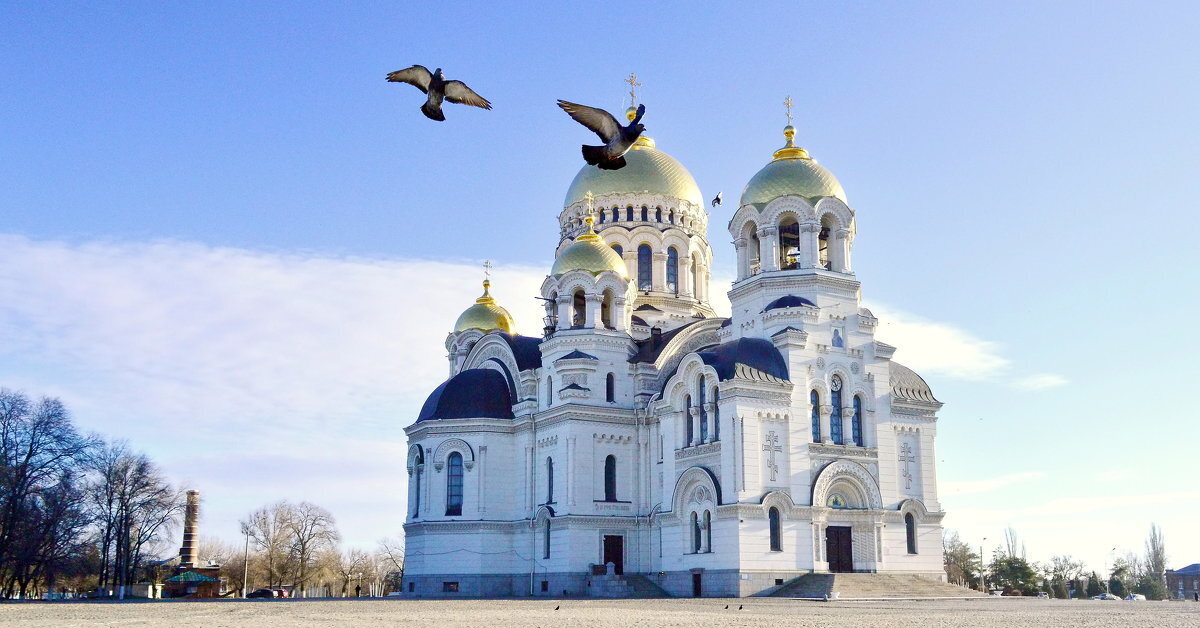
2;597;1197;628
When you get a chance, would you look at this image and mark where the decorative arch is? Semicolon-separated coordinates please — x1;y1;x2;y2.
813;197;854;232
406;443;425;473
897;497;930;519
760;489;796;517
762;196;818;225
433;438;476;469
811;460;882;510
671;465;722;514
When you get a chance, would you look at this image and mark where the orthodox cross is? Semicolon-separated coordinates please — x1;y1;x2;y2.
584;190;595;216
483;259;492;281
625;72;642;107
898;442;916;489
762;431;782;482
783;95;794;125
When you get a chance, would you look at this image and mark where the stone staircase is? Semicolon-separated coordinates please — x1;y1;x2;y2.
625;574;673;598
587;573;673;598
771;573;987;599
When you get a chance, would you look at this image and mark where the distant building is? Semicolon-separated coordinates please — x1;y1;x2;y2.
1167;564;1200;600
164;490;225;598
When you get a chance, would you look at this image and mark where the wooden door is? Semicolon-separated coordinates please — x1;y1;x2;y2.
826;526;854;573
602;535;624;575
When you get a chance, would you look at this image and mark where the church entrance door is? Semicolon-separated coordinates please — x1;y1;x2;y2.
826;526;854;573
602;535;624;575
692;573;702;597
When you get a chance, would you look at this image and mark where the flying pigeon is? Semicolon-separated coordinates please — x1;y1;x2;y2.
556;100;646;170
386;65;491;121
711;192;723;207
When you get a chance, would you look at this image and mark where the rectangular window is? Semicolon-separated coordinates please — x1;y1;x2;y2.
408;582;414;592
775;578;784;586
540;580;549;592
442;582;459;593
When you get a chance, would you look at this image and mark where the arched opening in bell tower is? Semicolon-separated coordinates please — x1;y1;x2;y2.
571;290;586;327
779;216;800;270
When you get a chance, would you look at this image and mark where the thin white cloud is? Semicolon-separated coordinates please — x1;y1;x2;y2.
1013;373;1069;390
865;303;1010;379
942;471;1046;496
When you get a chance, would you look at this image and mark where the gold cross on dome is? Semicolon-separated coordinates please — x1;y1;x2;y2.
584;190;595;216
483;259;492;281
625;73;642;106
784;95;794;125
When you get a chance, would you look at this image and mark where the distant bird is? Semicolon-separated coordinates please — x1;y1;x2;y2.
557;100;646;170
738;604;743;610
386;65;491;121
554;605;560;611
724;605;729;609
711;192;723;207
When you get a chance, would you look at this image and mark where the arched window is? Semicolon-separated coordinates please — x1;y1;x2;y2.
691;512;701;553
597;210;604;224
543;518;551;559
626;206;634;221
852;396;864;447
666;247;679;293
668;209;675;224
445;452;463;516
655;207;662;222
604;455;617;502
637;244;652;291
779;217;800;269
547;377;553;406
703;510;712;552
572;290;585;327
810;390;821;442
611;243;622;257
697;380;708;443
412;448;423;517
611;207;619;222
768;507;782;551
606;373;615;402
830;375;844;445
712;387;720;441
546;457;554;503
684;394;693;446
905;513;917;554
641;206;648;221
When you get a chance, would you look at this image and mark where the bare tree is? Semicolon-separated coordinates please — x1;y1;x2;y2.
288;501;339;597
377;537;404;593
241;502;295;588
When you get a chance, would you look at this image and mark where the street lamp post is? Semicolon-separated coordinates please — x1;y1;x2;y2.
980;537;987;593
241;524;251;598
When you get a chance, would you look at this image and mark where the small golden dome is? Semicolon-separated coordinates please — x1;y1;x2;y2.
550;213;629;278
453;280;516;333
739;125;846;208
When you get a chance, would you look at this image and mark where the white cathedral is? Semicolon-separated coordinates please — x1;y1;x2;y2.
402;109;946;598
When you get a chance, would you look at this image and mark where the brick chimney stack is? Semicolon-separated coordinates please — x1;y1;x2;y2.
179;490;200;568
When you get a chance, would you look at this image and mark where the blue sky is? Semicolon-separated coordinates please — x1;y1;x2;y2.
2;2;1198;572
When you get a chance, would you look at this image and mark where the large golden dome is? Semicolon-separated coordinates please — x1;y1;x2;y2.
563;138;703;208
453;280;515;333
550;214;629;278
740;126;846;208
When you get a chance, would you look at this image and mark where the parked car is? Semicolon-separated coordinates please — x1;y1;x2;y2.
1036;591;1050;599
1092;593;1121;600
1124;594;1146;601
247;588;277;599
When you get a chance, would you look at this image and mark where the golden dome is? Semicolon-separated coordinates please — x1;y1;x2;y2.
740;125;847;208
453;280;515;333
562;140;703;208
550;213;629;278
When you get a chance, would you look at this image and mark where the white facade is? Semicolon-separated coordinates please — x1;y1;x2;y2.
402;127;946;598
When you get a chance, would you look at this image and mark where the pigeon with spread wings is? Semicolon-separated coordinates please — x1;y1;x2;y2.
386;65;491;122
556;100;645;170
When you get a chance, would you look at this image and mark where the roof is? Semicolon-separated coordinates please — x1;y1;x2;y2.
740;128;846;208
1171;563;1200;574
556;350;597;361
498;333;542;371
762;295;816;312
630;320;704;364
166;571;220;583
889;362;939;403
417;369;515;423
563;143;703;208
697;337;790;382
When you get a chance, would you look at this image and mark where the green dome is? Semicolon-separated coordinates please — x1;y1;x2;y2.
740;127;847;208
563;140;703;208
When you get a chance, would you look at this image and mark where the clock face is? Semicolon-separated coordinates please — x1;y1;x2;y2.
831;375;842;391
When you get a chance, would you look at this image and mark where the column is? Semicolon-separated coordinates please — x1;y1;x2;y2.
622;250;637;282
703;403;716;443
584;294;602;328
820;405;834;444
833;228;852;272
733;238;747;280
567;437;576;506
841;407;856;448
801;223;821;268
612;297;628;332
693;406;703;447
679;254;694;297
477;445;487;515
651;251;667;292
423;448;432;517
759;226;780;272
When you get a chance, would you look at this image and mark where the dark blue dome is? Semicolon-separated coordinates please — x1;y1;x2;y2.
417;369;514;422
698;337;789;381
762;295;816;312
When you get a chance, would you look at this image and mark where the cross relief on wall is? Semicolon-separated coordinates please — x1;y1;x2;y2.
898;442;916;490
762;430;783;482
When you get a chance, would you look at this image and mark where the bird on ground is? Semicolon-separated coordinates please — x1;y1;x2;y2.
724;605;729;609
386;65;491;121
556;100;646;170
711;192;723;207
738;605;743;610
